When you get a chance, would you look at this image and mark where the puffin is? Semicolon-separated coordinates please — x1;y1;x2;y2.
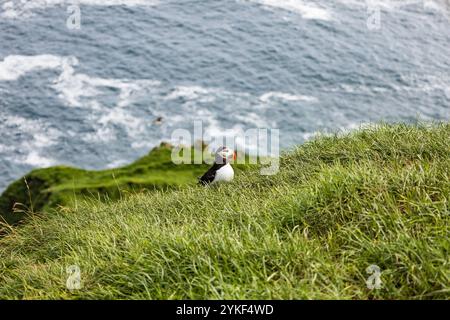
199;146;236;185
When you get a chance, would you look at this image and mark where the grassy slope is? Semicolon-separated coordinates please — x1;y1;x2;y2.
0;143;244;226
0;124;449;299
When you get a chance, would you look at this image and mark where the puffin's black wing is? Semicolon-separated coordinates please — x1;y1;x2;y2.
198;163;225;186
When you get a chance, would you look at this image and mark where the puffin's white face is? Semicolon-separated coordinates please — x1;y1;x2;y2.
215;147;236;164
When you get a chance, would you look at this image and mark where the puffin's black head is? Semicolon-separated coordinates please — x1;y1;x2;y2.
215;146;236;164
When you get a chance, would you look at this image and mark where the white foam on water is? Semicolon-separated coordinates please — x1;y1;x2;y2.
164;85;279;155
82;126;116;143
0;142;15;153
338;0;419;9
165;86;216;102
259;91;318;103
0;54;161;107
97;107;147;138
53;56;161;108
0;55;351;164
0;54;164;155
202;120;279;157
1;0;159;19
234;112;272;128
0;114;60;167
161;85;273;155
339;0;450;16
23;150;56;167
203;124;249;155
328;83;388;94
0;54;69;81
247;0;332;20
423;0;449;12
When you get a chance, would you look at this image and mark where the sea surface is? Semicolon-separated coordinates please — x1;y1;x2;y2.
0;0;449;191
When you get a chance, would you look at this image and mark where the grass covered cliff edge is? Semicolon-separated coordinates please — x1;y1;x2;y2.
0;143;253;226
0;123;449;299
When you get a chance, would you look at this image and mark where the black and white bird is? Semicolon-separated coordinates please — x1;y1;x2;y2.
199;146;236;186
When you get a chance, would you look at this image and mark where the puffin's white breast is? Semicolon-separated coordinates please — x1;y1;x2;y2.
212;163;234;184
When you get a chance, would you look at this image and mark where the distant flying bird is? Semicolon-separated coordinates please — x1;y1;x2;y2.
199;146;236;186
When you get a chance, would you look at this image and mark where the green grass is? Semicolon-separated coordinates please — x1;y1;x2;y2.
0;123;449;299
0;143;253;226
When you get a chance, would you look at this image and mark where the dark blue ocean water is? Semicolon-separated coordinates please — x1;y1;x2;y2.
0;0;449;191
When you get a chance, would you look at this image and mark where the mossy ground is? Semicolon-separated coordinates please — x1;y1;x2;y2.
0;123;448;299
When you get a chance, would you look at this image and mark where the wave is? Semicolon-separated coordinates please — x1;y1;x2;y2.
247;0;332;20
0;113;60;167
23;151;56;167
0;54;160;107
259;91;318;103
165;86;217;103
1;55;275;154
0;54;162;154
0;54;70;81
0;54;321;166
52;56;161;108
340;0;449;15
1;0;159;19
